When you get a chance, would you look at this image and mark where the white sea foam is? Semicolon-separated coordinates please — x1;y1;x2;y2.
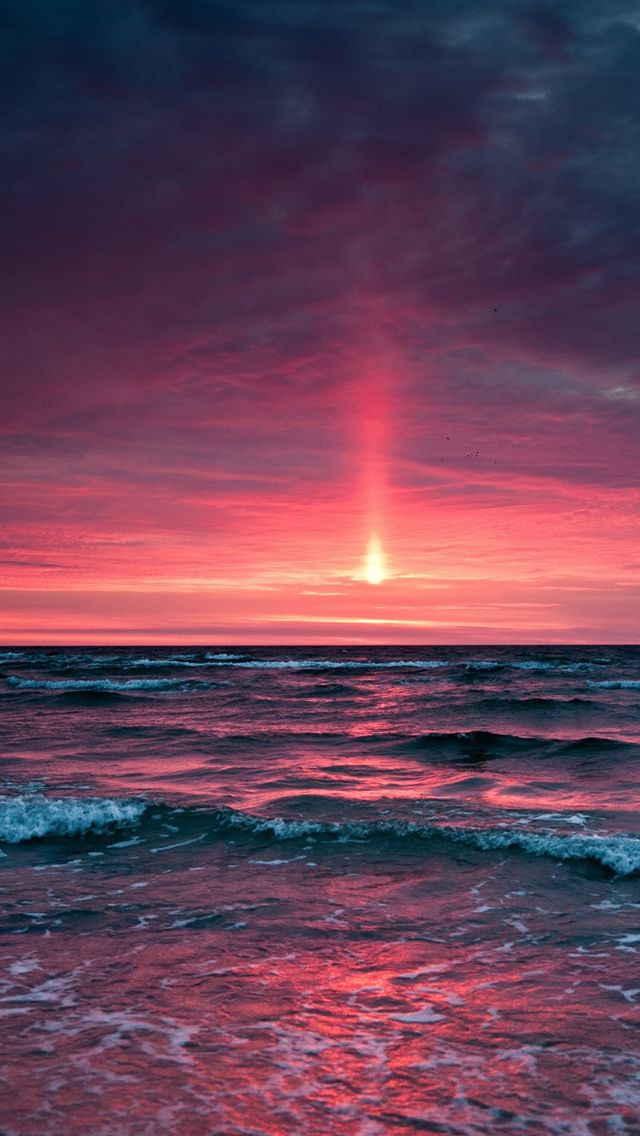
3;791;638;875
119;657;211;669
195;656;595;673
392;1006;446;1023
207;658;450;670
5;675;211;692
465;659;594;673
463;659;550;671
205;652;249;661
588;680;640;690
221;810;640;876
211;657;598;673
0;795;147;843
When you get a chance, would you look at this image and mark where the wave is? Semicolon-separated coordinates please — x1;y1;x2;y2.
117;657;213;669
204;658;452;671
200;657;591;673
456;660;549;672
557;735;637;754
393;730;638;759
476;695;597;711
503;660;595;673
2;795;638;876
53;688;133;704
295;682;362;697
214;808;640;876
0;795;147;844
395;729;535;754
589;680;640;690
4;676;224;694
1;651;625;684
205;652;251;662
157;655;600;674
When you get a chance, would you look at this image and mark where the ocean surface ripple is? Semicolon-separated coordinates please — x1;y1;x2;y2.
1;645;639;1135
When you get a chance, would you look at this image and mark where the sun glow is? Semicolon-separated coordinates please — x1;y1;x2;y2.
364;532;386;585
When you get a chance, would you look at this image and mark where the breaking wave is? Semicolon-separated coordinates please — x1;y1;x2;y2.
2;795;638;876
589;680;640;690
4;676;222;694
215;808;640;876
0;795;148;844
201;657;599;673
205;658;452;671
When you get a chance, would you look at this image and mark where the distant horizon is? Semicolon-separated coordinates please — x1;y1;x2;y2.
3;639;638;648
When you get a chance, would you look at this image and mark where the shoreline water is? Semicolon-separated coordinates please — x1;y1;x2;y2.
1;645;639;1134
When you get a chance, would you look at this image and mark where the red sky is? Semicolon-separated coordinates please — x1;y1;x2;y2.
1;0;639;643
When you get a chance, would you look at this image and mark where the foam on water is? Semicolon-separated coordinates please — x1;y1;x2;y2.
118;657;213;669
589;680;640;690
205;652;250;661
217;807;640;875
206;658;451;670
0;795;147;843
3;794;638;874
4;675;219;693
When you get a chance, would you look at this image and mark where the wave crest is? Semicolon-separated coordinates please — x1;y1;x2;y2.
589;680;640;690
216;808;640;876
3;794;638;876
4;676;219;693
0;795;148;844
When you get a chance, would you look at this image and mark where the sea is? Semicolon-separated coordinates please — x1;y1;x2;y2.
1;645;639;1135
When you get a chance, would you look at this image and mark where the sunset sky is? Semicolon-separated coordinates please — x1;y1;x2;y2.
1;0;639;643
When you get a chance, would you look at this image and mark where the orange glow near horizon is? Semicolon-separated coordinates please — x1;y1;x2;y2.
2;316;640;644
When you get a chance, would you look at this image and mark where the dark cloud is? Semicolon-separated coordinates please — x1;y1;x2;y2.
1;0;639;469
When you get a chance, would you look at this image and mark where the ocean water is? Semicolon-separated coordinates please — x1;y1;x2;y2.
1;645;639;1135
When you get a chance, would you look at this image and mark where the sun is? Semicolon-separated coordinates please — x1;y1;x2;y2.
364;533;386;585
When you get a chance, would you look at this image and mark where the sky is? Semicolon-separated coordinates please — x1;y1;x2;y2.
1;0;639;644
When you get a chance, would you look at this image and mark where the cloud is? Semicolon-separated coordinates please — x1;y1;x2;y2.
1;1;639;637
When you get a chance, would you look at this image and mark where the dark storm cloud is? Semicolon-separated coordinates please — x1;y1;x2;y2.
1;0;639;453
